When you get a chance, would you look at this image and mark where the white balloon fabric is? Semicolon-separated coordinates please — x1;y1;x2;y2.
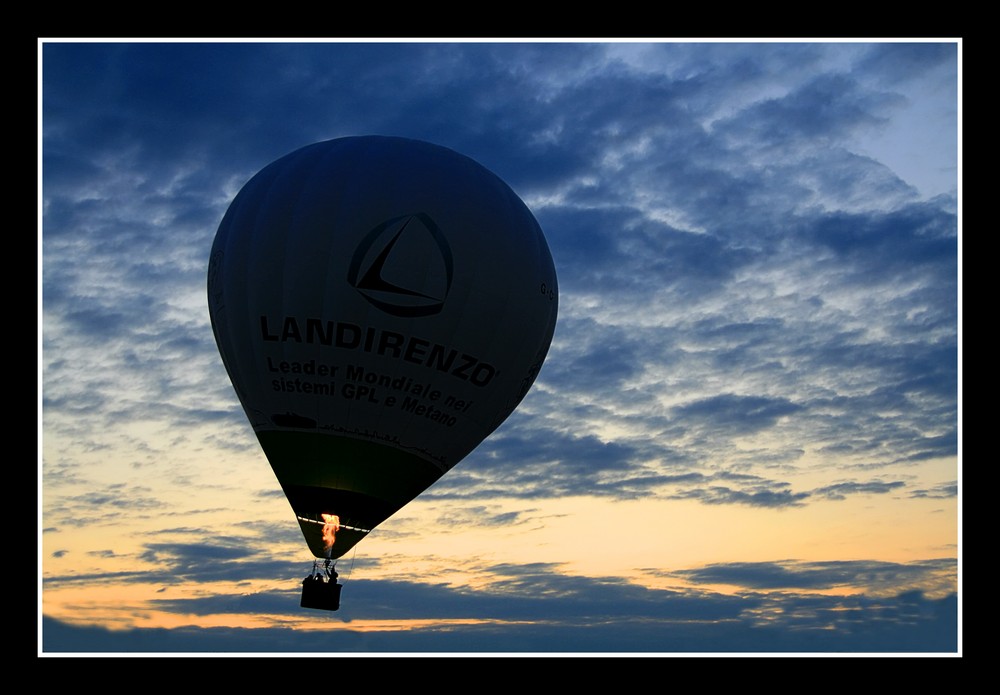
208;136;558;558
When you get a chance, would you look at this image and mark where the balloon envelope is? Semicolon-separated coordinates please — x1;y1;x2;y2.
208;136;558;559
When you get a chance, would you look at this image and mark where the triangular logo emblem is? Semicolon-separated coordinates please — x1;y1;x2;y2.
348;213;454;317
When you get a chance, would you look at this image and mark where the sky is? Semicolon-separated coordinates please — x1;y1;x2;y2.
39;39;961;656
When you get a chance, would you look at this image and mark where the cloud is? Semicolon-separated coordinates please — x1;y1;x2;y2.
42;560;959;653
909;481;958;499
811;480;906;500
673;485;810;508
720;73;901;144
857;43;958;86
672;393;803;435
672;558;956;595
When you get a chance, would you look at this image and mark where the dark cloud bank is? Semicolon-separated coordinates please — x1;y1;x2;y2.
43;543;957;654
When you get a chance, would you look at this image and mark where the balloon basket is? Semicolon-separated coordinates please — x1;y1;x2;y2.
301;561;342;611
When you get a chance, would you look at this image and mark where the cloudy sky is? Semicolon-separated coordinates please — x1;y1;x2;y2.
39;39;960;655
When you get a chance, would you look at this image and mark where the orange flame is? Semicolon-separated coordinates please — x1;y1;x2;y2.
321;513;340;553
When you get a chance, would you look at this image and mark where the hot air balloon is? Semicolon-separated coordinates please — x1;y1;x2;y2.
207;136;558;609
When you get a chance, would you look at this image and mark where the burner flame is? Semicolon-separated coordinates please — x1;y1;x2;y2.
321;513;340;552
